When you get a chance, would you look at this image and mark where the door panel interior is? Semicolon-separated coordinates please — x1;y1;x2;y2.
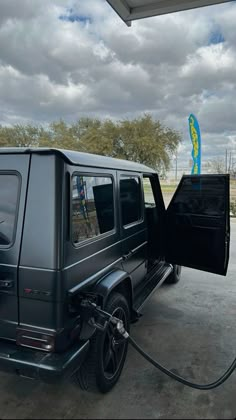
165;175;230;275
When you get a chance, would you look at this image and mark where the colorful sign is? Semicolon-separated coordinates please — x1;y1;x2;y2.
189;114;201;175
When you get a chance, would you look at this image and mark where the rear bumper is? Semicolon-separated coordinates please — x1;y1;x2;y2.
0;339;89;383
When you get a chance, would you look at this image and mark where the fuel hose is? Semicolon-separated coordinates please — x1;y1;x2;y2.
128;335;236;390
85;300;236;390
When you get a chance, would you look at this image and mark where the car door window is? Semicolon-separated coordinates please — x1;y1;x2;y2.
72;175;115;244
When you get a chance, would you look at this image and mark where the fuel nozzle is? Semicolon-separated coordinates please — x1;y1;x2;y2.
115;319;129;339
80;299;129;339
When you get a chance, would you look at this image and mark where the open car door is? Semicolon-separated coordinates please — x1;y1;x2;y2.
165;175;230;275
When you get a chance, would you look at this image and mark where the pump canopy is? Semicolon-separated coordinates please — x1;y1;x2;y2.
106;0;232;26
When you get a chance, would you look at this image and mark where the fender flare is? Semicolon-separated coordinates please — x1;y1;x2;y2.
94;269;133;308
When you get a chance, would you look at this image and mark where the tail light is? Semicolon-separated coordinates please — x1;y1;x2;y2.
17;328;55;352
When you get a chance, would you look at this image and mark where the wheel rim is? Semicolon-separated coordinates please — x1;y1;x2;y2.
102;307;127;380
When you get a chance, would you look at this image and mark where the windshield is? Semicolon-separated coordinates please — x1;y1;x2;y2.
0;174;19;246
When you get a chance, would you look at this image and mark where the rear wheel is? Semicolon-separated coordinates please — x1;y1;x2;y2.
75;292;130;393
166;265;182;284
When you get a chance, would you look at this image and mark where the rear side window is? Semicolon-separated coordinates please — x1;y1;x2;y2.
120;176;142;226
72;175;115;245
0;174;19;247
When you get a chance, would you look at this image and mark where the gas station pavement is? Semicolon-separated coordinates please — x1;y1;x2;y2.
0;224;235;419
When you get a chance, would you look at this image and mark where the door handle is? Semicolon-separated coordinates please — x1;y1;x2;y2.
0;280;14;290
123;252;133;261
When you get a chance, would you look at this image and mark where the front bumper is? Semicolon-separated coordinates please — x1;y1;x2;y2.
0;339;89;383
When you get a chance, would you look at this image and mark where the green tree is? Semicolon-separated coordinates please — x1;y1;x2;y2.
78;114;181;172
0;124;41;148
71;118;107;153
38;120;78;150
0;115;182;172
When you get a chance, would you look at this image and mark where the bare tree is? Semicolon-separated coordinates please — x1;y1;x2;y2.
205;157;225;174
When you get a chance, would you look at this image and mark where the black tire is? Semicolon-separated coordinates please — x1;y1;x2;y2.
74;292;130;393
166;265;182;284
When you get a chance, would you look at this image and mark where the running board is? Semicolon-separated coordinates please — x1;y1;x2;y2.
133;264;173;313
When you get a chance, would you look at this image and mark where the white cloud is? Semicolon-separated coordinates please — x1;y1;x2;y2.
0;0;236;168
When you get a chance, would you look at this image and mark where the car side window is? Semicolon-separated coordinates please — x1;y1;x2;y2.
120;176;142;226
143;177;156;208
72;174;115;245
0;174;19;247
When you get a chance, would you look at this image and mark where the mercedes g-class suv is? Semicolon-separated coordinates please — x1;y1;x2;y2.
0;148;230;393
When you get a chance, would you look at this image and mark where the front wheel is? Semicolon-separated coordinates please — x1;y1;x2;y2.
75;292;130;393
166;265;182;284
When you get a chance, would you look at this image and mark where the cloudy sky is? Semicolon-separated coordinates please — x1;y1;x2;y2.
0;0;236;169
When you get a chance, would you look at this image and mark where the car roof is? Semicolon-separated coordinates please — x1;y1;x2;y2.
0;147;156;173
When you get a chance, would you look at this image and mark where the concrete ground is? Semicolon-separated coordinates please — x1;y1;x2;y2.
0;226;236;419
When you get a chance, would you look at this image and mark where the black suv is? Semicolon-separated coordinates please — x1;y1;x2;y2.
0;148;230;392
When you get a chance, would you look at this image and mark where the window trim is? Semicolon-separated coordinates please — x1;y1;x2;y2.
119;174;144;229
0;170;21;249
70;172;116;248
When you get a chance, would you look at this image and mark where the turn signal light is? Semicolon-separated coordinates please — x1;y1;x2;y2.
16;328;55;352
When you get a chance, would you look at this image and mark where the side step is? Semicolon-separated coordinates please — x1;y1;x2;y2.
133;263;173;313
